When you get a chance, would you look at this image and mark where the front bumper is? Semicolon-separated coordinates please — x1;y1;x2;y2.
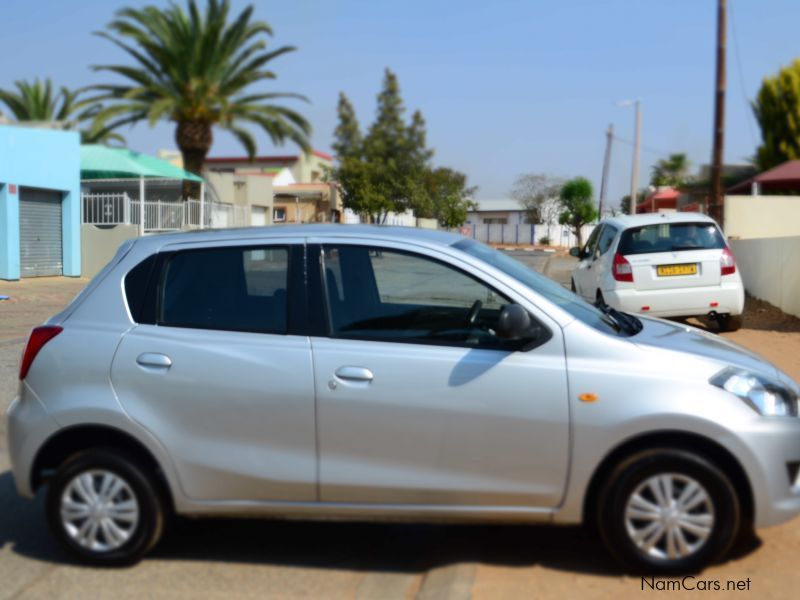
604;283;744;318
733;417;800;528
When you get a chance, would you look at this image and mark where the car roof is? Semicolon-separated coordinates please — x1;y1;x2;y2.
129;224;464;252
600;212;717;231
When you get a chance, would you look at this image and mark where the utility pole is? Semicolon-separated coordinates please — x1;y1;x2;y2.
599;123;614;216
630;100;642;215
709;0;727;224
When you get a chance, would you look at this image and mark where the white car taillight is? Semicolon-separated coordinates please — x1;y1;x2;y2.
612;253;634;282
721;246;736;276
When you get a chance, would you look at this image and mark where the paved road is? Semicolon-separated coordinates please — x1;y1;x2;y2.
2;254;800;599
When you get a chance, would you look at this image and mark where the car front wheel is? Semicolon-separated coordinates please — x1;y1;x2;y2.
45;448;165;566
596;448;740;574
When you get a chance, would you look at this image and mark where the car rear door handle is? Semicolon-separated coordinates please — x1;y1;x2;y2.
136;353;172;369
334;366;374;382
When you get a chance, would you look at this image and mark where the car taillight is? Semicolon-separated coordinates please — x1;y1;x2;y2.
19;325;62;380
612;253;634;282
721;246;736;276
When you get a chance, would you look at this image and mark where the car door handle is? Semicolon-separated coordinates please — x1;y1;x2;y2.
136;353;172;369
334;366;374;382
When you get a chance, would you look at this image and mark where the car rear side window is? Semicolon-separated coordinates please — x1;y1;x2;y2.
124;255;157;322
159;246;289;334
618;222;726;255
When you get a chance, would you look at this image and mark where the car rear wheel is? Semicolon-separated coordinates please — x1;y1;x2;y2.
45;448;165;566
596;448;740;574
717;314;743;333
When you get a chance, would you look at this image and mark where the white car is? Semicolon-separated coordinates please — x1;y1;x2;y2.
570;213;745;331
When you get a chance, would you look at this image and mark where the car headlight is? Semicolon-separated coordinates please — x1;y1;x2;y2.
711;367;799;417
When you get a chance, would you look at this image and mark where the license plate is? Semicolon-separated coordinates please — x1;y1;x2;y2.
657;263;698;277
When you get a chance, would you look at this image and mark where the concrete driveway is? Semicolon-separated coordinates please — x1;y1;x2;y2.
1;254;799;599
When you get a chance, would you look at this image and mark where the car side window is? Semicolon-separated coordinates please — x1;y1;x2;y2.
321;245;528;349
124;254;157;322
596;225;618;257
159;246;289;333
583;226;602;258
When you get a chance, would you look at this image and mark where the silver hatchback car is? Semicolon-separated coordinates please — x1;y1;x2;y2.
7;225;800;573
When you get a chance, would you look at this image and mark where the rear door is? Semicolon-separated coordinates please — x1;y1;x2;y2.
619;221;725;291
110;239;318;502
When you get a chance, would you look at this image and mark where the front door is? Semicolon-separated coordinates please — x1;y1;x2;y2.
111;241;317;502
311;242;570;508
573;225;603;300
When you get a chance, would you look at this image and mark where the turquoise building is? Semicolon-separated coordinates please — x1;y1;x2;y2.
0;124;81;280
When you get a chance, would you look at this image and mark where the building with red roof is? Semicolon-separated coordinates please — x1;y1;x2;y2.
636;187;680;213
727;160;800;195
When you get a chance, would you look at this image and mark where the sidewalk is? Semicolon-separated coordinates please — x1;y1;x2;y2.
0;277;89;343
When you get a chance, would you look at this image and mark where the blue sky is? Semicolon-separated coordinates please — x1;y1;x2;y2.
1;0;798;203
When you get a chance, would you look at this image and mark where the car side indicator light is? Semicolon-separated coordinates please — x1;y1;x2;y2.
710;301;719;308
641;306;650;312
579;393;599;403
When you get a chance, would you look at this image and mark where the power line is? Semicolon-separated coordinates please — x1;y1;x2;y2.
729;0;758;148
612;135;674;158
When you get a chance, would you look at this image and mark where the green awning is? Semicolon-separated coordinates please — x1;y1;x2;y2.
80;145;203;182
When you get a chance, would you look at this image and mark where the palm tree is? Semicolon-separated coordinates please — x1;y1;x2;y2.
88;0;311;184
650;153;690;188
0;78;122;144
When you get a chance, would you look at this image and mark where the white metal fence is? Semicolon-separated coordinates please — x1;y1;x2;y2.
133;200;184;231
463;223;596;248
206;201;249;228
82;193;130;225
82;193;248;232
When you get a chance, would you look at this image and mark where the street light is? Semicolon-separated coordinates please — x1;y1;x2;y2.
618;99;642;215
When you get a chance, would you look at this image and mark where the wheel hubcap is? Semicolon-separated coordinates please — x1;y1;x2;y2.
624;473;714;561
60;470;139;552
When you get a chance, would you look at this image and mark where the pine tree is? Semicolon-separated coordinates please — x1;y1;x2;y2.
332;93;362;160
330;68;475;226
364;69;408;162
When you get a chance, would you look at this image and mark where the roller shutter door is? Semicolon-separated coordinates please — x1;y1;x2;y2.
20;188;63;277
251;205;267;226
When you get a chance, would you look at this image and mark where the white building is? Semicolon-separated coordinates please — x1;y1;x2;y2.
466;198;528;226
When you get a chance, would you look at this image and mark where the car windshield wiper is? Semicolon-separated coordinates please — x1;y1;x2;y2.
671;244;705;251
596;303;642;335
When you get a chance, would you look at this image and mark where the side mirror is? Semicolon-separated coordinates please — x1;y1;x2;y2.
496;304;533;341
569;247;582;258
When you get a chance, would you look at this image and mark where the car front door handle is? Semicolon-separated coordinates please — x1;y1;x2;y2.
334;366;374;382
136;353;173;369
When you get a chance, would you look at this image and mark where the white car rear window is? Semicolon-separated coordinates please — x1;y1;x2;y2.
618;222;725;255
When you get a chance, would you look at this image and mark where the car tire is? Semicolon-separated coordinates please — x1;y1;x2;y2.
570;279;577;293
596;448;740;574
45;448;166;566
717;314;743;333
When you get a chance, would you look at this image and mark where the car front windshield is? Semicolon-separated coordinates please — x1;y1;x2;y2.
452;238;624;335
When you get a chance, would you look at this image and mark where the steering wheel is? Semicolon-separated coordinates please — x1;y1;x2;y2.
466;300;483;327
